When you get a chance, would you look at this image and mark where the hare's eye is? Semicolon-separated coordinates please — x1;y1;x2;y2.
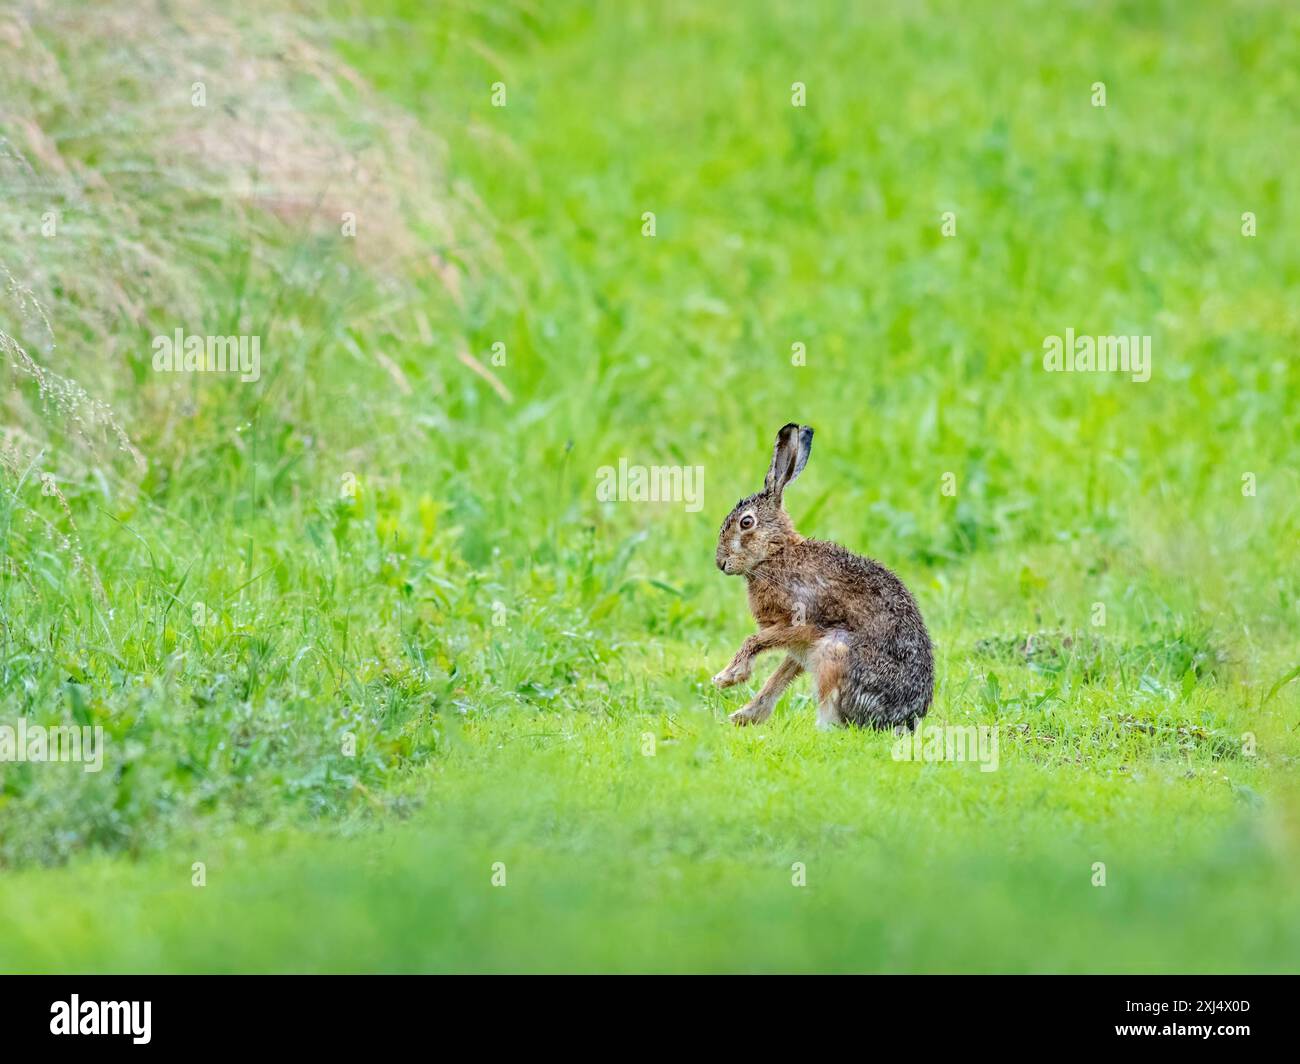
739;514;756;531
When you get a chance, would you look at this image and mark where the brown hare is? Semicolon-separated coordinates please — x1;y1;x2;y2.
712;423;934;731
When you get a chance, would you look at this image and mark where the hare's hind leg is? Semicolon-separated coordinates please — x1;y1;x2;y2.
810;633;852;730
730;654;803;726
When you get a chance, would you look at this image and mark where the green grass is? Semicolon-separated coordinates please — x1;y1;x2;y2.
1;0;1298;971
4;712;1299;973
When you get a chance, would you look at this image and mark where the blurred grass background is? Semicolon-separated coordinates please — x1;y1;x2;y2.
0;0;1298;971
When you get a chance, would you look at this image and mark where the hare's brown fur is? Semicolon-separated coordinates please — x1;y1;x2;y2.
712;424;934;730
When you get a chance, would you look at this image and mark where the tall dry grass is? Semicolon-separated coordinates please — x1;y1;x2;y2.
0;0;479;493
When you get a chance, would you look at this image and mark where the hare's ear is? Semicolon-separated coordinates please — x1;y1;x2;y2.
764;423;813;500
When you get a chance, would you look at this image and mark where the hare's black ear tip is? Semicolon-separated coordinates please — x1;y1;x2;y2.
800;425;813;441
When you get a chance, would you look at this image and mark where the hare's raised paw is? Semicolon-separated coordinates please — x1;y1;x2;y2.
712;663;750;689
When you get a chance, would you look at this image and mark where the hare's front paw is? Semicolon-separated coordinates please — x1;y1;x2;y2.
729;706;760;726
712;661;750;689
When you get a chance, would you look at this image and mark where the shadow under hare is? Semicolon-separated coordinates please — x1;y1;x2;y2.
712;423;934;731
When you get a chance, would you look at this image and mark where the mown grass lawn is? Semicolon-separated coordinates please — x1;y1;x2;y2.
0;0;1297;972
3;702;1299;973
